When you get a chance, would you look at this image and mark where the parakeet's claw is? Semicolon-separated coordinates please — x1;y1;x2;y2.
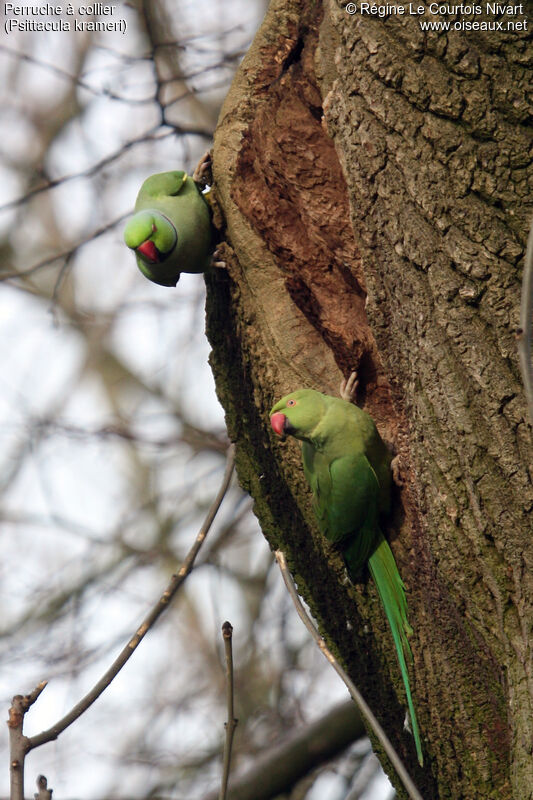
341;567;352;587
211;247;226;269
391;455;404;487
340;371;359;404
321;88;335;133
193;150;212;187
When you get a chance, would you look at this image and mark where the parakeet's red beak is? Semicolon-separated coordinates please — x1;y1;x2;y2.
137;240;160;263
270;412;287;436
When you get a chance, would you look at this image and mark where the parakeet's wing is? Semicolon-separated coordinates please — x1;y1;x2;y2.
303;445;381;566
139;171;188;200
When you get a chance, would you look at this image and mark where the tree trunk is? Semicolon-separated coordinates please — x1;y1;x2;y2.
206;1;533;797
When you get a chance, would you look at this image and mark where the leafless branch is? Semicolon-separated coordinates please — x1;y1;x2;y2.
345;751;381;800
8;445;234;761
8;682;47;800
0;123;212;216
518;219;533;423
274;550;423;800
93;24;247;60
0;214;130;282
34;775;53;800
219;621;238;800
17;416;228;455
0;44;154;105
202;700;365;800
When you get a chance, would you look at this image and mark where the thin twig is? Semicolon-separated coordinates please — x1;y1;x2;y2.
23;445;235;751
274;551;424;800
0;44;155;105
518;219;533;423
34;774;53;800
7;682;47;800
219;621;238;800
0;214;130;283
0;123;208;216
201;700;365;800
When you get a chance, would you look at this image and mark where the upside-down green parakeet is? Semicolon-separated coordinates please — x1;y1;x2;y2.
270;385;423;767
123;169;212;287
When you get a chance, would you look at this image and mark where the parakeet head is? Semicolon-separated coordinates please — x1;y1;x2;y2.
123;210;178;286
270;389;327;440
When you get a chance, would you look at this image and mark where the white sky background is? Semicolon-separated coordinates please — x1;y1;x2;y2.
0;2;393;798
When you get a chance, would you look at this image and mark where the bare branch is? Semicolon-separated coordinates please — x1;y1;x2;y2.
345;751;381;800
0;123;212;216
0;214;130;282
202;700;365;800
23;445;235;752
518;219;533;423
34;775;53;800
219;621;238;800
0;44;154;105
274;551;423;800
8;682;48;800
14;416;228;455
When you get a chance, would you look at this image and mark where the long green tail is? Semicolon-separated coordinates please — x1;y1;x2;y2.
367;534;424;767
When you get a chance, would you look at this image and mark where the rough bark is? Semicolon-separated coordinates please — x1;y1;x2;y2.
206;1;533;798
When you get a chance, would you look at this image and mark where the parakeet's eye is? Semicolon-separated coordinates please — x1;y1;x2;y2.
287;399;297;407
152;223;157;233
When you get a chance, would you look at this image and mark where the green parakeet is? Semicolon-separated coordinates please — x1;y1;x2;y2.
123;169;212;287
270;385;423;767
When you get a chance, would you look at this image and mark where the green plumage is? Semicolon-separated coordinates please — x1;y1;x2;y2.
270;388;423;766
124;170;212;287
